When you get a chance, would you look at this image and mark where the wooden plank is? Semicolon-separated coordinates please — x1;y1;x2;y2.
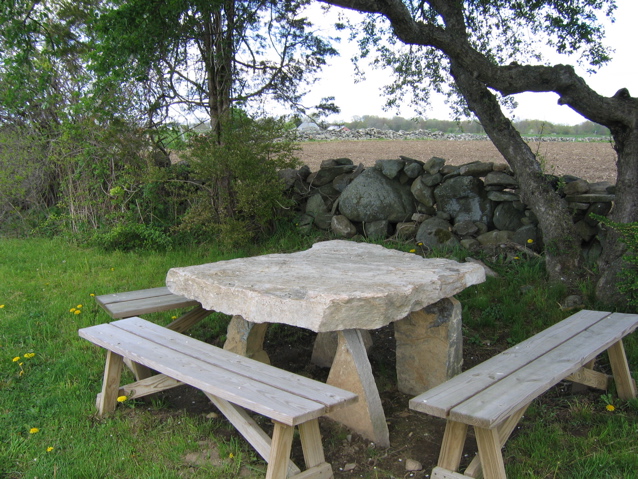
266;422;295;479
96;286;174;304
432;467;472;479
113;317;357;409
449;312;638;428
166;305;213;333
298;419;326;468
80;323;335;425
474;427;506;479
102;294;199;319
410;310;610;418
437;421;468;472
289;463;333;479
565;367;610;390
98;350;123;416
607;339;638;400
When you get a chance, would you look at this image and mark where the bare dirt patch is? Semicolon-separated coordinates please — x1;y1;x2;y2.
297;139;617;183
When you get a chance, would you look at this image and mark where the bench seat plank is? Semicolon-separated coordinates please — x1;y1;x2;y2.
114;317;354;409
79;320;356;426
95;287;199;318
409;310;609;419
448;312;638;428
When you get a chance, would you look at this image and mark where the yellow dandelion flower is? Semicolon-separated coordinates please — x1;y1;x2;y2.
47;447;54;452
527;239;534;244
409;249;416;253
74;309;81;315
70;308;76;313
417;242;423;246
29;428;39;434
13;356;20;362
110;268;115;271
24;353;35;358
514;256;520;260
0;304;5;308
90;293;95;297
117;395;128;403
19;370;24;376
76;304;83;309
171;316;177;320
606;404;615;412
229;453;234;459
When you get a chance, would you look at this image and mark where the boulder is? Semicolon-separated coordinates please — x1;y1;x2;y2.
339;168;416;222
434;176;494;225
415;217;459;249
493;202;525;231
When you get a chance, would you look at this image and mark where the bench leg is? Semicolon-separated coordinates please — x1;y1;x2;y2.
267;421;295;479
166;305;213;333
474;427;506;479
438;420;468;472
298;419;327;468
608;340;638;400
98;350;123;416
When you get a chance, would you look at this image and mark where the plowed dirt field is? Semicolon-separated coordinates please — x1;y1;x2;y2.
297;139;617;183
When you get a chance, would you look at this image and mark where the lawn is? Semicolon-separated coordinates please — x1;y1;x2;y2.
1;236;638;478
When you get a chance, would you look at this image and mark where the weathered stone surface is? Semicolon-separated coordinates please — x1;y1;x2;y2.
563;178;590;195
395;221;418;240
326;330;390;447
487;190;519;202
513;224;540;248
421;173;443;187
394;298;462;395
459;161;494;177
415;217;460;249
305;194;333;230
307;164;356;186
375;159;405;179
584;202;613;226
331;215;357;238
411;177;436;207
423;156;446;174
223;315;270;364
566;193;615;203
167;240;485;333
321;158;354;168
484;171;518;188
477;230;514;245
434;176;494;224
364;220;390;238
493;202;525;231
453;220;479;236
403;161;423;179
339;168;416;222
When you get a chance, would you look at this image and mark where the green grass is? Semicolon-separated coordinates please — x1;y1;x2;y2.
1;236;638;478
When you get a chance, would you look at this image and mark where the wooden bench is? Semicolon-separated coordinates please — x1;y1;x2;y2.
409;310;638;479
79;317;357;479
95;286;213;333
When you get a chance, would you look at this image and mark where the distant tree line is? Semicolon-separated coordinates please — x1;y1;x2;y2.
337;115;610;137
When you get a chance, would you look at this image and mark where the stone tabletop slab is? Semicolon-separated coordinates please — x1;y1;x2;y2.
166;240;485;333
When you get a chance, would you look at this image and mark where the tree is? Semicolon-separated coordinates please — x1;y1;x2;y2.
91;0;339;138
320;0;636;304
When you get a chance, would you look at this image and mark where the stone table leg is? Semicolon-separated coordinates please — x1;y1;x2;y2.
394;297;462;396
311;330;373;368
223;315;271;364
326;329;390;448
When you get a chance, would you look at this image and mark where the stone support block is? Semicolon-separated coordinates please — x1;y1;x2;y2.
394;297;462;395
223;315;271;364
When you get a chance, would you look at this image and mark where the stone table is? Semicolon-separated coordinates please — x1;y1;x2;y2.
166;240;485;447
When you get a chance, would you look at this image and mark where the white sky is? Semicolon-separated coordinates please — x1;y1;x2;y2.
303;0;638;126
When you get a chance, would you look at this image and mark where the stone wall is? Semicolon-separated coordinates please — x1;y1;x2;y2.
279;156;615;262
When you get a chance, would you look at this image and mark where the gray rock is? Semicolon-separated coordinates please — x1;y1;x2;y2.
364;220;391;238
487;190;520;202
460;238;481;250
566;193;615;203
453;220;479;236
584;202;613;226
395;221;418;240
403;161;423;178
307;164;356;186
513;224;540;248
493;202;525;231
320;158;353;168
562;178;590;195
434;176;494;225
331;215;357;238
411;177;436;207
423;156;446;174
339;168;416;222
415;217;460;249
484;171;518;188
574;220;597;242
459;161;494;177
375;159;405;179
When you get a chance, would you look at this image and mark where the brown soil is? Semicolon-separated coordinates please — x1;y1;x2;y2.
297;139;617;183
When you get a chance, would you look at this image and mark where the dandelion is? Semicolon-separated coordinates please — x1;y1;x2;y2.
13;356;20;362
110;268;115;271
90;293;95;297
74;310;81;315
29;428;39;434
117;395;128;403
47;447;54;452
527;239;534;244
24;353;35;359
171;316;177;320
409;249;416;253
0;304;4;308
417;242;423;246
70;308;76;313
229;453;234;459
606;404;615;412
76;304;82;309
514;256;520;260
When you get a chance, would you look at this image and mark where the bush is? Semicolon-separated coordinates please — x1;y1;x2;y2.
177;114;300;249
92;222;173;251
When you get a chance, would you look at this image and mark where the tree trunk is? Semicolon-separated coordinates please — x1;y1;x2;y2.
595;127;638;308
450;61;584;284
